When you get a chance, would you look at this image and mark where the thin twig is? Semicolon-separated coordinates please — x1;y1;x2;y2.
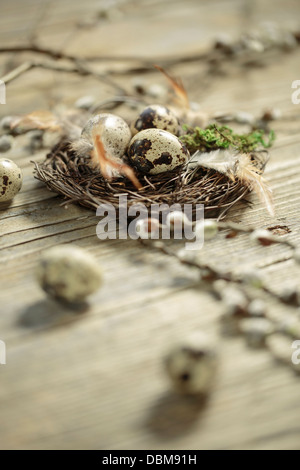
0;60;126;94
0;46;78;62
0;44;207;66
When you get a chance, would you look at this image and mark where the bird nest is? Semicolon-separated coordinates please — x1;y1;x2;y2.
33;141;263;220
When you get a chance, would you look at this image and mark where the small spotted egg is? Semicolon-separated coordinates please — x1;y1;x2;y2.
36;245;103;303
82;113;131;159
165;333;218;396
131;104;179;136
0;158;22;202
128;129;189;175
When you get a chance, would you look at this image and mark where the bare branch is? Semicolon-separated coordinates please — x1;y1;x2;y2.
0;60;127;94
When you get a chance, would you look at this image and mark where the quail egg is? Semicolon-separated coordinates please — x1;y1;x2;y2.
128;128;189;175
0;158;22;202
165;333;218;395
131;104;179;136
36;245;103;303
82;113;131;159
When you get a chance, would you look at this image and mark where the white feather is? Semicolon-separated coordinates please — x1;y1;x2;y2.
188;150;275;216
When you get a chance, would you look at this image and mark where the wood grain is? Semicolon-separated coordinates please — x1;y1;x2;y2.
1;0;300;450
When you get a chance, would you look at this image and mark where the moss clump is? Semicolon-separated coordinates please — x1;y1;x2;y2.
180;124;275;153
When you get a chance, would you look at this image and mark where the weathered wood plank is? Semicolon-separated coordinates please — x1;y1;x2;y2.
1;0;300;451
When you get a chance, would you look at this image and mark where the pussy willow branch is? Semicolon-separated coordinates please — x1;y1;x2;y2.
218;221;296;250
140;223;297;308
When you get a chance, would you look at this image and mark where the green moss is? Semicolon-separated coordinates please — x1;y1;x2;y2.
180;124;275;153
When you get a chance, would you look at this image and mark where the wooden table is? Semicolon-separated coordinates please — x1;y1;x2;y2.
1;0;300;450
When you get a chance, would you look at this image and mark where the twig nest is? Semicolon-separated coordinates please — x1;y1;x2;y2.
164;333;218;395
131;104;179;136
36;245;102;303
82;113;131;159
128;129;189;175
0;158;22;202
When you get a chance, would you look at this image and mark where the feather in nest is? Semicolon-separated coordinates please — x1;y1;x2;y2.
188;150;275;217
11;110;142;189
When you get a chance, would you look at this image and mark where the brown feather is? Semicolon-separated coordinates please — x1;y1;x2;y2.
11;110;62;132
154;65;190;110
92;135;142;190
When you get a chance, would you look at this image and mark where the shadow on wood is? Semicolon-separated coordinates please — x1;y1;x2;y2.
145;390;209;439
18;298;89;329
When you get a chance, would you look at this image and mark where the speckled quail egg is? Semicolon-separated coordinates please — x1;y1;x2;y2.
131;104;179;136
165;333;218;395
36;245;103;303
0;158;22;202
128;128;189;175
81;113;131;159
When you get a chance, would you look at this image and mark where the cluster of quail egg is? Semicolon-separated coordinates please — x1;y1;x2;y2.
81;104;190;176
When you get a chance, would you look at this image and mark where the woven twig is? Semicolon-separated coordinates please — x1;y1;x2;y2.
33;141;256;220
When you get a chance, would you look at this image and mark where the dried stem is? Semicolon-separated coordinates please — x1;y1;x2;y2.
0;60;126;94
140;227;297;308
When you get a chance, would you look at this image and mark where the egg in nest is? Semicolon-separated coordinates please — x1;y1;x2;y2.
131;104;179;136
81;113;131;160
128;128;189;175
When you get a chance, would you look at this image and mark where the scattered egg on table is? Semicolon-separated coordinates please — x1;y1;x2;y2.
128;128;189;175
131;104;179;136
82;113;131;159
36;245;103;303
164;333;218;395
0;158;22;202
